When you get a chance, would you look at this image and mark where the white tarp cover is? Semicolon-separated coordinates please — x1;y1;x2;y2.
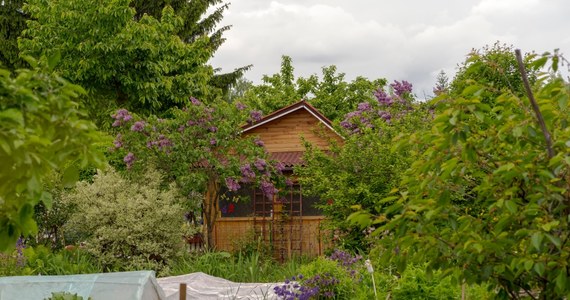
157;272;279;300
0;271;166;300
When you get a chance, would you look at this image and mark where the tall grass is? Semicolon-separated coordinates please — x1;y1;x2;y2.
168;249;312;283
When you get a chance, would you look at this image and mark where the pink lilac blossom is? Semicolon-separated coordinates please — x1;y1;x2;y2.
240;164;256;182
254;138;265;147
225;177;241;192
254;159;267;171
374;90;393;106
124;152;135;169
113;134;123;148
190;97;201;106
390;80;413;97
260;180;278;199
274;162;286;173
209;126;218;133
248;110;263;124
235;102;247;110
210;138;217;145
130;121;146;132
112;109;133;127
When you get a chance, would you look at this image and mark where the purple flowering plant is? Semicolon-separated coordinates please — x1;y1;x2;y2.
339;79;415;135
274;251;364;299
110;97;287;247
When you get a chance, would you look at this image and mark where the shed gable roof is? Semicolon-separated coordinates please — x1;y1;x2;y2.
241;100;342;139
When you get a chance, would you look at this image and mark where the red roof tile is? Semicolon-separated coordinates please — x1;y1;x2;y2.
270;151;305;167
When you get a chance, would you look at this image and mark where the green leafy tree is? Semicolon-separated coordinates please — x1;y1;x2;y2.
0;56;105;251
450;42;538;103
354;51;570;299
240;56;386;121
129;0;251;98
0;0;28;71
298;80;430;251
20;0;215;120
111;99;285;247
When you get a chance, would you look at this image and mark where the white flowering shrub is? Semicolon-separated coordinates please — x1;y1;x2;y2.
63;168;185;271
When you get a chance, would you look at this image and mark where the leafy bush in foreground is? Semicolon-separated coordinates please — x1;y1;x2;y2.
63;168;185;273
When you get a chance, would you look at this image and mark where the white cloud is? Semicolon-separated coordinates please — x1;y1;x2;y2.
210;0;570;99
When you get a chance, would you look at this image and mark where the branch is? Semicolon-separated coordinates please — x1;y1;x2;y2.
514;49;555;159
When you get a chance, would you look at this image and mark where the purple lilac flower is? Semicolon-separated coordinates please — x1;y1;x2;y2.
285;178;294;187
240;164;256;182
274;162;286;173
254;138;265;147
390;80;413;97
225;177;241;192
357;102;371;111
254;159;267;171
130;121;146;132
374;90;393;106
157;134;173;150
210;138;217;145
190;97;201;106
209;126;218;133
378;110;392;122
235;102;247;110
178;125;186;132
111;109;133;127
249;110;263;123
113;134;123;149
124;152;135;169
260;180;278;199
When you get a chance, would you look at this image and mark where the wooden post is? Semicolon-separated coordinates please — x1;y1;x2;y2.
179;283;187;300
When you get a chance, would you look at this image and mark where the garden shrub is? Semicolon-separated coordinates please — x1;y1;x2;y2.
275;250;363;299
62;168;185;272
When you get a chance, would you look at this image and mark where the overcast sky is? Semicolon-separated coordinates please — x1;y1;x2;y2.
209;0;570;99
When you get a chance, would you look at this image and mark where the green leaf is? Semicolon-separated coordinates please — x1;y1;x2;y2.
524;260;533;271
40;191;53;209
505;200;517;214
545;233;562;248
47;50;62;71
531;232;543;251
62;165;79;188
556;271;567;292
0;109;24;125
534;262;545;276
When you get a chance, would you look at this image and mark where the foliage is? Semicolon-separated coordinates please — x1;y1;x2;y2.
298;80;431;251
239;56;386;121
62;168;185;272
129;0;251;97
433;70;449;96
275;251;363;299
0;0;28;70
169;249;310;282
112;98;285;247
0;56;105;252
354;51;570;299
21;245;101;275
45;292;91;300
20;0;215;120
450;42;538;103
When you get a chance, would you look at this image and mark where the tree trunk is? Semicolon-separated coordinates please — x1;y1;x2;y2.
202;177;220;249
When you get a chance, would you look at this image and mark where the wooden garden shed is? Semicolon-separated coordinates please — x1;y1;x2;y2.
213;100;343;261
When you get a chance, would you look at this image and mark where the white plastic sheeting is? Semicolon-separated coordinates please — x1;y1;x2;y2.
0;271;165;300
157;272;280;300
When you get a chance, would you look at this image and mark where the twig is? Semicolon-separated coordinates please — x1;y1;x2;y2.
514;49;555;159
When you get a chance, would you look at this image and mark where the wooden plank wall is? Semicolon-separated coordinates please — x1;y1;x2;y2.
213;216;327;257
243;109;342;153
